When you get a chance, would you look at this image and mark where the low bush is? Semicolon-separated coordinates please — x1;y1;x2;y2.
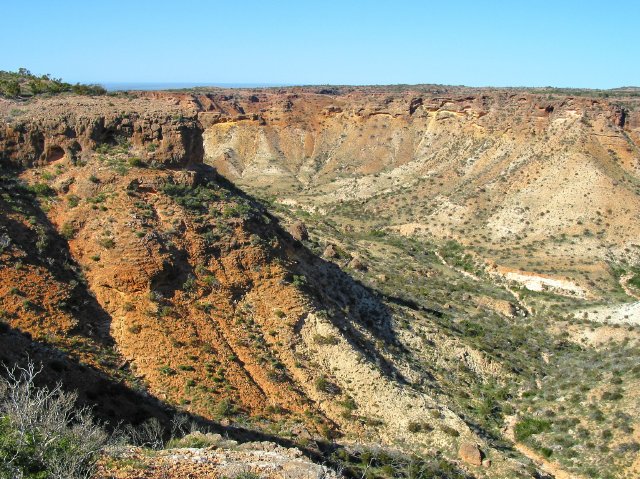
514;416;551;441
0;361;109;479
128;157;145;167
440;425;460;437
29;183;55;197
314;376;340;395
407;421;423;433
124;417;164;450
97;237;115;249
67;195;80;208
313;334;339;345
60;222;76;240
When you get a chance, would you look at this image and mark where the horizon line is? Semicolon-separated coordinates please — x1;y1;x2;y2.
94;81;639;92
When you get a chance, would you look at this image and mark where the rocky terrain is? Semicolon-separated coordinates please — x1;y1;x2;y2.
1;85;639;479
97;433;340;479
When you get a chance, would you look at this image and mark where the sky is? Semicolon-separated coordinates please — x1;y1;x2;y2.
1;0;638;88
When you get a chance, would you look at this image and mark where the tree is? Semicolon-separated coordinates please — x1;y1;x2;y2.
4;80;20;97
0;361;109;479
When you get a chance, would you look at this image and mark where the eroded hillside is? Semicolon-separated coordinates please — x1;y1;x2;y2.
1;87;639;479
197;87;640;300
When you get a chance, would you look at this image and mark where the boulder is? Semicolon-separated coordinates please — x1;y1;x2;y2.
458;441;483;466
288;221;308;242
323;244;338;258
348;256;367;271
290;423;313;440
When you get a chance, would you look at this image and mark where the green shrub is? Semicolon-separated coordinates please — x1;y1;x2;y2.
127;324;142;334
339;397;357;411
97;237;115;249
440;425;460;437
60;222;76;240
166;432;219;449
29;183;55;197
0;69;106;98
202;275;219;287
214;398;236;418
182;275;196;293
514;416;551;441
1;79;20;97
161;183;220;213
601;390;623;401
159;366;176;376
313;333;339;345
234;473;261;479
292;274;307;288
407;421;423;433
67;194;80;208
540;447;553;458
128;157;145;167
315;376;340;395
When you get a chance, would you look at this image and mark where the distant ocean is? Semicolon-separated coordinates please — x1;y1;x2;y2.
101;82;286;91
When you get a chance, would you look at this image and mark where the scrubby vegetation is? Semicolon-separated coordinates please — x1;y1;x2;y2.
0;362;109;479
0;68;105;98
330;446;472;479
263;183;640;479
3;84;640;478
0;357;470;479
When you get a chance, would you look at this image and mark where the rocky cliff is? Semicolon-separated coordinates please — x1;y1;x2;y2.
196;87;640;298
0;95;203;167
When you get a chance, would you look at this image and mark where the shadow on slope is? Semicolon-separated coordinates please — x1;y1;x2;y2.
211;166;411;384
0;168;113;342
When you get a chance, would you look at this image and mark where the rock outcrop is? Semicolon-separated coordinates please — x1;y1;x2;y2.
288;220;309;242
0;96;203;167
459;442;483;466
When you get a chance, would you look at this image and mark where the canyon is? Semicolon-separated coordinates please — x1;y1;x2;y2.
1;85;639;479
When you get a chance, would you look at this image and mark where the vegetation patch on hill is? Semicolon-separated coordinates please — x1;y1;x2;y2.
0;68;105;98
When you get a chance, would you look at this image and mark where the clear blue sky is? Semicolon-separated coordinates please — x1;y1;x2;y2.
2;0;637;88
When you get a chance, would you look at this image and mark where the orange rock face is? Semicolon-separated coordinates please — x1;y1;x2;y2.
0;103;336;433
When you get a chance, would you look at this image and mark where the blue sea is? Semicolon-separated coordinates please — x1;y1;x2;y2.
102;82;286;92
